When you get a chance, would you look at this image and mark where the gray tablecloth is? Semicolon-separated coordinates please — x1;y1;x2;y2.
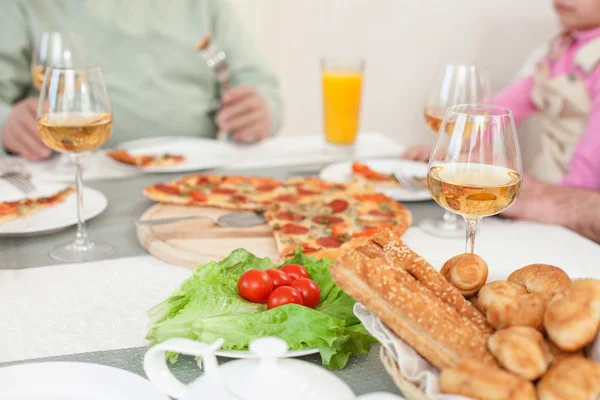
0;167;444;396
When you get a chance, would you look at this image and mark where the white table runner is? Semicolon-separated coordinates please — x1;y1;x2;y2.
1;219;598;364
0;256;191;363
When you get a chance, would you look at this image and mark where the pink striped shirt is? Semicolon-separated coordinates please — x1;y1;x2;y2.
494;27;600;190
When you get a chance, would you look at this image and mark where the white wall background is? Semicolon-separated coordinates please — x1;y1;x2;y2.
230;0;557;148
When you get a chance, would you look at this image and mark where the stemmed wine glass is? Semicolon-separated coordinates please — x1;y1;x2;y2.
37;66;113;262
427;104;523;253
421;62;491;238
32;32;85;169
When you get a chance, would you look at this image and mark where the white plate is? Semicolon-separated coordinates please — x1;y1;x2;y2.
215;347;319;359
0;362;168;400
113;136;240;173
320;159;431;202
0;182;107;237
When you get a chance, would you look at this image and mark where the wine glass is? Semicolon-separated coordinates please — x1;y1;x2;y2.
421;62;491;238
37;66;113;262
427;104;523;253
32;32;85;170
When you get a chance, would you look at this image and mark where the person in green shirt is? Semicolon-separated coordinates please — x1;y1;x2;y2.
0;0;282;160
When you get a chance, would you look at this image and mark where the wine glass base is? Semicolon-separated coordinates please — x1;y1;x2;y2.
323;141;356;157
50;240;113;263
419;217;464;238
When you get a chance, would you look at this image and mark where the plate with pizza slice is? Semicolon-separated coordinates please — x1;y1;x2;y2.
320;159;431;202
107;136;240;173
0;181;107;237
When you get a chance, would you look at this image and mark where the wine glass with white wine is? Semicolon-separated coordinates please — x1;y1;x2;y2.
37;66;113;262
32;32;85;169
421;62;491;238
427;104;523;253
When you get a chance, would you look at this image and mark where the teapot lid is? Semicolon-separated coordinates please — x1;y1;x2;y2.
223;337;311;400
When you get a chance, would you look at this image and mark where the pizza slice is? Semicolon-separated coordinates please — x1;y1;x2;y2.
106;149;186;168
265;188;412;260
143;174;283;211
0;187;75;225
352;161;426;188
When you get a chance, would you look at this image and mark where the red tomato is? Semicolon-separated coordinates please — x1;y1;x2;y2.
280;264;309;281
237;270;273;303
267;286;304;309
266;269;292;289
291;278;321;308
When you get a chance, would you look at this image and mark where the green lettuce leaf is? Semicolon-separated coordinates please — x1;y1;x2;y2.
146;248;376;369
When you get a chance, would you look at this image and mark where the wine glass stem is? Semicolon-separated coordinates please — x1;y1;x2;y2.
442;210;458;230
73;154;89;248
464;217;481;254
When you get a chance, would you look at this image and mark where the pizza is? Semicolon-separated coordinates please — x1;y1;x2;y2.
264;190;412;260
0;187;75;225
106;149;186;168
352;161;426;188
143;174;412;260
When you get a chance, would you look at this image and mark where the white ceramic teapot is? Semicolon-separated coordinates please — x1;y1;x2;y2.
144;337;404;400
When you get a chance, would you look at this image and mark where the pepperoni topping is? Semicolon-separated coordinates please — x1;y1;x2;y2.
276;194;299;203
257;184;278;192
232;195;248;203
279;223;309;235
302;245;320;254
326;199;349;213
368;210;395;218
297;187;319;196
316;236;345;248
189;190;207;202
155;184;180;195
353;193;389;202
275;212;305;222
212;188;237;195
225;176;247;184
312;215;344;225
196;176;211;185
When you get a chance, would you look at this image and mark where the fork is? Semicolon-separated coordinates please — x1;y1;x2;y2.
196;36;230;141
393;171;425;191
2;172;36;194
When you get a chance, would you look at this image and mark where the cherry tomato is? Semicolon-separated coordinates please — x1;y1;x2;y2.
238;270;273;303
280;264;309;281
267;286;304;309
266;269;292;290
291;278;321;308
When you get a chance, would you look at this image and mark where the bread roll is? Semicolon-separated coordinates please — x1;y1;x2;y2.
507;264;571;298
547;340;584;364
475;281;528;315
476;281;546;330
488;327;552;381
537;357;600;400
440;253;488;297
440;360;537;400
544;279;600;351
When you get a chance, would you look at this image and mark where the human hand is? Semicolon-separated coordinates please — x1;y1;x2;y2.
217;85;272;144
501;173;545;220
401;145;432;163
2;97;51;160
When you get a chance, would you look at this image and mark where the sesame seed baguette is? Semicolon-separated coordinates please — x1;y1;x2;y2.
330;248;496;370
370;229;494;335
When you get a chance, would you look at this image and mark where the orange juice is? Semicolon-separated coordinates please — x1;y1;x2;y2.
322;72;363;145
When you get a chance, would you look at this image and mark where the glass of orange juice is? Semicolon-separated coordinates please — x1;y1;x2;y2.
321;58;364;151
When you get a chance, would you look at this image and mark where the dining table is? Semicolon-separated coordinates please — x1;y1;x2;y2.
0;164;445;397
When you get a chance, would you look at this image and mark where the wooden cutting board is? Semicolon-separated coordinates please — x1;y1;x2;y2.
136;204;280;269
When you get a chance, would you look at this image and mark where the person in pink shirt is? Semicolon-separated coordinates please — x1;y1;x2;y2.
406;0;600;190
404;0;600;240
